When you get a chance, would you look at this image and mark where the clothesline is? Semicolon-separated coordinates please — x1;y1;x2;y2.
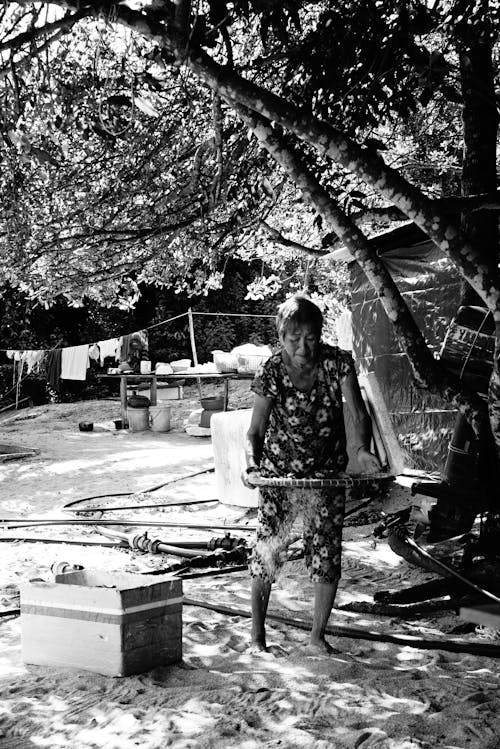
0;307;277;409
0;309;275;353
192;312;275;318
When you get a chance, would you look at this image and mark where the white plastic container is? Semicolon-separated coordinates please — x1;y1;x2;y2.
170;358;191;372
210;409;258;507
159;386;183;400
150;405;172;432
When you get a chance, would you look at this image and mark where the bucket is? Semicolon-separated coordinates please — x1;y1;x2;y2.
150;405;172;433
199;409;223;428
127;407;150;432
200;396;224;411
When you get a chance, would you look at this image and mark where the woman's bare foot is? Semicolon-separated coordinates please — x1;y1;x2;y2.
304;637;341;655
248;638;269;654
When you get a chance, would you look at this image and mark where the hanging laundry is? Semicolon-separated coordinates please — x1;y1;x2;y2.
6;350;23;361
24;350;46;374
61;345;90;381
46;349;62;391
88;343;100;361
119;331;148;362
97;338;120;365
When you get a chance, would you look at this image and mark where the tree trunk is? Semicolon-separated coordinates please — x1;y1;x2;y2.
457;10;500;500
235;104;489;430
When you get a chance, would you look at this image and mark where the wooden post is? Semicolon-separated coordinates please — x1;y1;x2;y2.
120;375;128;428
187;308;202;400
15;360;21;410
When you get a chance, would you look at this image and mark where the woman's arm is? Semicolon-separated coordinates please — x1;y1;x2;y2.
242;394;273;487
341;370;381;473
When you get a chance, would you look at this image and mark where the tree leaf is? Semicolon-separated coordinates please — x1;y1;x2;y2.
135;96;160;118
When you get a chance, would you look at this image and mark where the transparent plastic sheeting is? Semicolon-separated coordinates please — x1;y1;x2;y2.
350;229;462;472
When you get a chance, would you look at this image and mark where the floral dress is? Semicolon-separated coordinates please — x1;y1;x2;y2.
250;344;355;584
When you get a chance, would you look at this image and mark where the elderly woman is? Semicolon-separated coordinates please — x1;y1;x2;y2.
242;295;381;654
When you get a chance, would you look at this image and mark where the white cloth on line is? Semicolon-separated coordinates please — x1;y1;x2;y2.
61;345;90;381
97;338;120;365
24;350;46;374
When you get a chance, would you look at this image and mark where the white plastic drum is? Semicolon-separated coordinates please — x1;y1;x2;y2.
210;409;258;508
150;405;172;432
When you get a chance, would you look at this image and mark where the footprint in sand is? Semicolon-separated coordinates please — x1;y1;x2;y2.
225;634;249;652
353;727;389;747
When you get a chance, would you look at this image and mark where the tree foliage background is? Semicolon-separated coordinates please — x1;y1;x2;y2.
0;0;499;474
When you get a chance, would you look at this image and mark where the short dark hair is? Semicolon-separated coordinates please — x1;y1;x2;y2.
276;295;323;338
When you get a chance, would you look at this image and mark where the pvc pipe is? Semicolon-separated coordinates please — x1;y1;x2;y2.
0;535;122;547
1;518;256;531
95;526;210;559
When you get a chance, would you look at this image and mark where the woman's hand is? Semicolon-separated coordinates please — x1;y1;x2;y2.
241;466;261;488
356;447;382;474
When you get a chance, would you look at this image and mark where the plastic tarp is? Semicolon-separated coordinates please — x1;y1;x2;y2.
350;228;462;472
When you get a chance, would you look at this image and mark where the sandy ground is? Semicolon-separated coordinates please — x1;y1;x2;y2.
1;387;500;749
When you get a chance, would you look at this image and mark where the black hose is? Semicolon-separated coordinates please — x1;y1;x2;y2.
71;498;218;513
178;565;248;579
183;597;500;659
0;608;20;619
62;467;215;510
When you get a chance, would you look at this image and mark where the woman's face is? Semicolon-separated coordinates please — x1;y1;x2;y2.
280;322;320;369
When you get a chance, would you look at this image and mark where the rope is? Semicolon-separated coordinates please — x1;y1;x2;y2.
0;309;276;354
458;309;493;382
192;312;275;318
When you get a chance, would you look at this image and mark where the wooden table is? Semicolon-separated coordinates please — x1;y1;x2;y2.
98;372;250;427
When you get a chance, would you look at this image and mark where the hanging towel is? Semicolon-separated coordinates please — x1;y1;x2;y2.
89;343;100;361
119;334;131;362
61;344;90;381
97;338;120;365
46;349;62;391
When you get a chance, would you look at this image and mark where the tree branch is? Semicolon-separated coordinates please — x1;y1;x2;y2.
0;8;87;53
210;93;223;207
235;102;488;433
259;220;329;257
5;2;499;313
